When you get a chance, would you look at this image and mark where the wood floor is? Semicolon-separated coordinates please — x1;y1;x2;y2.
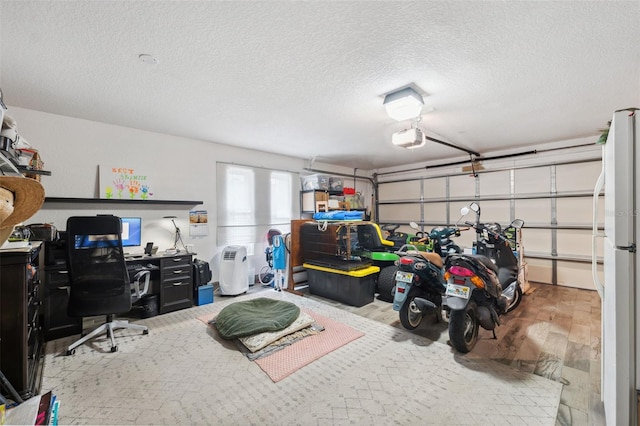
297;281;605;426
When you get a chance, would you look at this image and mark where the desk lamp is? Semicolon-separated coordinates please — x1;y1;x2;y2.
163;216;185;252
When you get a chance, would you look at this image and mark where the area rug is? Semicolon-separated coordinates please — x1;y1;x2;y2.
197;308;364;382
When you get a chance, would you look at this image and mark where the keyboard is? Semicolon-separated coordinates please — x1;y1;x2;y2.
127;262;159;272
127;263;146;272
125;254;144;260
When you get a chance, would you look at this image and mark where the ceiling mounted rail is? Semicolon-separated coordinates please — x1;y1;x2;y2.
377;141;598;177
425;135;480;157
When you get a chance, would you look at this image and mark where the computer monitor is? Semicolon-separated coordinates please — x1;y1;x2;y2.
72;217;142;249
74;234;119;249
120;217;142;247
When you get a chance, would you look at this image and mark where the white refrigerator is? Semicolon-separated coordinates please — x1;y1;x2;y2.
593;108;639;426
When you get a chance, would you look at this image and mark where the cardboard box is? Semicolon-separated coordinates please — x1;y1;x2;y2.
196;284;214;306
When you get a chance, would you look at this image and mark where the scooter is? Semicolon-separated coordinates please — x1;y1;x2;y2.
443;202;524;353
428;226;463;257
392;244;446;329
391;223;463;330
373;223;429;302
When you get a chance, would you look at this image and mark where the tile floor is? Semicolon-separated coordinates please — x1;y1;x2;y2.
298;281;605;426
41;287;563;425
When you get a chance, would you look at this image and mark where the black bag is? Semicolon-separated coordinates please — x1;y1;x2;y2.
192;258;212;287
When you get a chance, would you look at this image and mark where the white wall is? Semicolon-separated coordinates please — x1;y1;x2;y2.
8;106;367;281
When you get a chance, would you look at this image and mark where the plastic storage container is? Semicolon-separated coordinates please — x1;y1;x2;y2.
302;174;329;191
303;263;379;307
196;284;214;306
328;177;344;192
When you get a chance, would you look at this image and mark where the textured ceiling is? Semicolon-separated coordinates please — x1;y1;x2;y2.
1;1;639;170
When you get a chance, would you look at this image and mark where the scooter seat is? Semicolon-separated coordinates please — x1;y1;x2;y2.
417;251;443;269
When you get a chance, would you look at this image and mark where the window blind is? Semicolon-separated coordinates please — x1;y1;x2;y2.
216;163;299;253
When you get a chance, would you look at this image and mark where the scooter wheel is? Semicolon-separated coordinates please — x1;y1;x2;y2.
376;265;398;303
448;303;479;353
441;307;450;323
399;288;426;330
505;285;523;314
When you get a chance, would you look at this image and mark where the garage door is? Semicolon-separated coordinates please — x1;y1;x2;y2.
376;157;604;290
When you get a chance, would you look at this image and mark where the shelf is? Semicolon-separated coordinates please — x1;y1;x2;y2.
44;197;203;206
17;167;51;176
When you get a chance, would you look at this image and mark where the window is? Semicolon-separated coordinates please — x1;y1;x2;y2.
225;166;255;226
270;172;292;223
217;163;299;252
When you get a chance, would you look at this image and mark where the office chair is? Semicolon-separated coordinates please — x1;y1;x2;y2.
65;215;149;355
131;269;151;303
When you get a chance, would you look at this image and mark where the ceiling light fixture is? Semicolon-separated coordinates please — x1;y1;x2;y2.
383;87;424;121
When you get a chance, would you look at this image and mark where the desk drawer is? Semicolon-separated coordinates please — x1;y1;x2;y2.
42;267;81;341
161;256;192;283
161;266;192;281
161;255;191;270
45;269;69;287
43;284;82;341
159;276;192;314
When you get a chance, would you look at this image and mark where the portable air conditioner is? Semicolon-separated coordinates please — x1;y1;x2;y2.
219;245;249;296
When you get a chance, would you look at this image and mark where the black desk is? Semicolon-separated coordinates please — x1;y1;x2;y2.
42;242;195;341
125;253;194;314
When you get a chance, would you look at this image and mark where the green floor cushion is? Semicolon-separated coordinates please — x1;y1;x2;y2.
214;297;301;339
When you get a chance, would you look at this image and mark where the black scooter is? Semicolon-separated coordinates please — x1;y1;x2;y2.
443;202;524;353
391;223;463;330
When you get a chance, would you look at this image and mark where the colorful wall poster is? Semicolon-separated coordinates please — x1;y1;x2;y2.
99;165;155;200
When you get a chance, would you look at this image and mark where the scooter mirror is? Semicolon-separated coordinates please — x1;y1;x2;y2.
409;221;419;230
460;206;470;216
469;202;480;213
510;219;524;229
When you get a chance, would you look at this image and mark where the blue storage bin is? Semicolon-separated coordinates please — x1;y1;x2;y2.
196;284;214;305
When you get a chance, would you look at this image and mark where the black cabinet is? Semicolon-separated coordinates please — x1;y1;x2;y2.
159;255;193;314
42;239;83;341
0;244;44;399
